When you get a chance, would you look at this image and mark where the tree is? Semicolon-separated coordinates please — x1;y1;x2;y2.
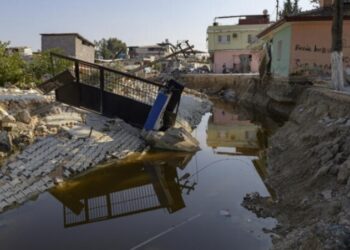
0;41;25;86
25;48;72;85
331;0;344;90
95;38;127;60
279;0;302;18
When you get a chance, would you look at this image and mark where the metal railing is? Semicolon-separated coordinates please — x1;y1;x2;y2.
51;52;164;106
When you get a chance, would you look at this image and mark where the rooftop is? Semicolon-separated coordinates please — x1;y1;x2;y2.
40;33;94;47
258;6;350;38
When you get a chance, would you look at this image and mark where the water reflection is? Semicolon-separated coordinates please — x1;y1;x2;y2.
207;106;260;156
206;101;274;195
50;152;195;228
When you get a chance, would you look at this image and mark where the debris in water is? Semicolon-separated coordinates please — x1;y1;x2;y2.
219;209;231;217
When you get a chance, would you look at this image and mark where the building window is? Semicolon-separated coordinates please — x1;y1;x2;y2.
248;34;257;44
218;35;230;44
277;40;283;61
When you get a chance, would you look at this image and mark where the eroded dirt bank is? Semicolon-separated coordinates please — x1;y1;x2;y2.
184;75;350;249
248;88;350;249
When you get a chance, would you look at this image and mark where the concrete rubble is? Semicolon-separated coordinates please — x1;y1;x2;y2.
143;127;200;152
0;87;211;214
143;92;212;152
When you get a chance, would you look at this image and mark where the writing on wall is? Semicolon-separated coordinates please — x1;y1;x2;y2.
295;44;332;54
292;56;350;77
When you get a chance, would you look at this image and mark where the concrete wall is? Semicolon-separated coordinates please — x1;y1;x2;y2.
271;25;292;77
212;49;262;73
75;37;95;63
42;35;76;57
290;21;350;77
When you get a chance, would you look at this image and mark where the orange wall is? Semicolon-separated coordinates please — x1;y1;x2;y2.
290;21;350;77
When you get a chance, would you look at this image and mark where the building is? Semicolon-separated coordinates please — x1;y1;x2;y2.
6;46;33;60
207;11;271;74
257;0;350;79
41;33;95;63
128;44;171;60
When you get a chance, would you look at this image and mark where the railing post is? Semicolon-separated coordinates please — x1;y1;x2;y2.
75;61;81;106
74;61;80;83
100;68;105;114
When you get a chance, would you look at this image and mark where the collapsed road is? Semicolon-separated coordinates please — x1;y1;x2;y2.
0;55;212;214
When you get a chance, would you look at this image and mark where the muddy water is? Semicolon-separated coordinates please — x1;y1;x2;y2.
0;101;276;250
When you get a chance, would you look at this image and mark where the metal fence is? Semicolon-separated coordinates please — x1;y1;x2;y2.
51;53;163;106
50;53;167;128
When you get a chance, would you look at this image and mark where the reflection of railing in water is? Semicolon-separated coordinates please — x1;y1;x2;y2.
50;152;196;228
63;184;161;228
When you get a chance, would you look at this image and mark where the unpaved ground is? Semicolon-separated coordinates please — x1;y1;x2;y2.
242;88;350;250
0;87;211;214
188;77;350;249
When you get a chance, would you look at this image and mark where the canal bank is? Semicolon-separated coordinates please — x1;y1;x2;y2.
182;73;350;249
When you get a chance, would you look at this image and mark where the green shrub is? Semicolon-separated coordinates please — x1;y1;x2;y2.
0;42;25;86
25;48;73;85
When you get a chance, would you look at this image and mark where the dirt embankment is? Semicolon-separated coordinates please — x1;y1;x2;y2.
243;87;350;249
185;76;350;249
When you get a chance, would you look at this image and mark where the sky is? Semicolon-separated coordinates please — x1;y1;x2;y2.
0;0;315;51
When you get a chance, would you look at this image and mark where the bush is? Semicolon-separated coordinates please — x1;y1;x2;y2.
0;42;25;86
25;48;73;85
0;41;74;88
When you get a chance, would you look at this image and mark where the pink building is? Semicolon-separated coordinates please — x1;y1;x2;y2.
207;12;271;74
212;50;262;74
258;0;350;79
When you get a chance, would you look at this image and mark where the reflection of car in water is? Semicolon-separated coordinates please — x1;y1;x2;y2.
50;152;195;228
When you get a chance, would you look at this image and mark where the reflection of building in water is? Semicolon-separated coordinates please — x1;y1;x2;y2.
50;152;195;228
207;107;260;155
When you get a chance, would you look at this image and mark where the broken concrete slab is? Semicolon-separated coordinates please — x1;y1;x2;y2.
16;110;32;124
143;127;200;152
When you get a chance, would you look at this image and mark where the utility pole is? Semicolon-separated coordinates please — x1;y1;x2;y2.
276;0;280;21
331;0;344;91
